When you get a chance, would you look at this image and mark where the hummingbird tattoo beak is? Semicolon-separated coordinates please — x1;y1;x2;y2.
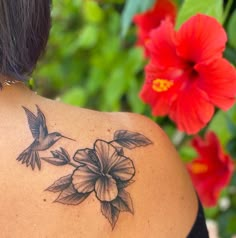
17;105;76;170
61;135;76;141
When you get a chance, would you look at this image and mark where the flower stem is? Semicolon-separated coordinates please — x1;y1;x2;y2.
41;157;52;162
68;162;78;168
40;157;78;168
172;130;190;149
108;140;116;145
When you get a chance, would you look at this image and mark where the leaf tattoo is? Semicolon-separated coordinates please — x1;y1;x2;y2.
54;185;90;205
113;130;152;149
101;202;120;229
46;175;72;193
46;131;152;228
17;107;152;230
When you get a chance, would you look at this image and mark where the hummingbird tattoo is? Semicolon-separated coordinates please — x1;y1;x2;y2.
17;105;75;170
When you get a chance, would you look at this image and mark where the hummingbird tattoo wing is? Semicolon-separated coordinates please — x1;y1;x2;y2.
22;105;48;140
16;106;153;229
17;105;73;170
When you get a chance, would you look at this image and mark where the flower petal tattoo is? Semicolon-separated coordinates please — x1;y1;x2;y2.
17;106;153;229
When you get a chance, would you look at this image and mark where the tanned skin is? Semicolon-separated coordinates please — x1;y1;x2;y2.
0;82;198;238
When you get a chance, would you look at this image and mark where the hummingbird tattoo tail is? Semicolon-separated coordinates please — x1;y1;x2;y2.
17;148;41;170
17;105;75;170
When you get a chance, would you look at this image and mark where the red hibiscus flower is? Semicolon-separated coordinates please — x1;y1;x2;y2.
133;0;177;57
187;132;234;207
140;14;236;134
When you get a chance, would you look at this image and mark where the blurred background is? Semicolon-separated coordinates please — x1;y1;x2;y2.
33;0;147;114
32;0;236;237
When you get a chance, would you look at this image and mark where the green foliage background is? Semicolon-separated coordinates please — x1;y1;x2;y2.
33;0;147;114
32;0;236;237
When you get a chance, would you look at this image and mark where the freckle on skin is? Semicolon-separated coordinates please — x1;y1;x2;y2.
43;199;47;202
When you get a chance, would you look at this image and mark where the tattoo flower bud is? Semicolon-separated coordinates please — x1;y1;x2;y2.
43;147;70;166
72;140;135;202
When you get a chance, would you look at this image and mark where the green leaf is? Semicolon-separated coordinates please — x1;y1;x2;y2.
204;206;220;219
139;0;155;12
227;10;236;49
218;209;236;238
222;0;233;24
179;146;197;162
121;0;155;37
127;79;145;113
103;68;127;111
175;0;184;6
78;25;99;49
208;110;232;146
230;173;236;186
102;0;124;3
226;138;236;158
61;87;87;107
175;0;223;29
83;0;104;23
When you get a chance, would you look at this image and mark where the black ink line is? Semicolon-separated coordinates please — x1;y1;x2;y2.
17;105;75;170
40;157;78;168
16;109;153;230
47;131;152;229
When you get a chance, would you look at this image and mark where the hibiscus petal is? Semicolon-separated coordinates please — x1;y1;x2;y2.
73;149;100;174
133;0;177;57
94;140;122;173
170;86;214;134
110;156;135;181
140;64;171;116
72;166;99;193
188;170;219;206
191;132;221;160
147;18;183;68
140;62;183;116
176;14;227;63
188;157;233;207
95;175;118;202
94;140;135;181
196;58;236;110
187;132;234;206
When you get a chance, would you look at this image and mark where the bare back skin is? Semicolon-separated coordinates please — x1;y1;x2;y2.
0;83;198;238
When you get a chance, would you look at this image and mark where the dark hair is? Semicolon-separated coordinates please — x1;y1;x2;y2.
0;0;51;81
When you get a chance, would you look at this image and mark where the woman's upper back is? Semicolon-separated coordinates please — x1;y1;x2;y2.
0;84;198;238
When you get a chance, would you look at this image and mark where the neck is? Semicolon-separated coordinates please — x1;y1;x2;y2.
0;76;36;105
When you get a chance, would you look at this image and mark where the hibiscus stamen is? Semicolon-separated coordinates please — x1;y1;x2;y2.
190;163;208;174
152;78;174;92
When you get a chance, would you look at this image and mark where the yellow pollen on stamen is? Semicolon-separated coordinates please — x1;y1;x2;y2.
152;79;174;92
191;163;208;174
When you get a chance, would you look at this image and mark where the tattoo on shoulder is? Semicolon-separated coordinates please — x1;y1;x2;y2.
17;105;153;229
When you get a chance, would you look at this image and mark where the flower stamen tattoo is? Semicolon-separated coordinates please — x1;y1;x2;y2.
17;106;152;229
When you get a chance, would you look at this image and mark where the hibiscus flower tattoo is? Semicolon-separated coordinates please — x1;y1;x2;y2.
17;106;153;228
72;140;135;202
41;130;152;228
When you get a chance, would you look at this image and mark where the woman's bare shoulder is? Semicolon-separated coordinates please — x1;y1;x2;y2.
49;100;199;237
0;97;198;238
